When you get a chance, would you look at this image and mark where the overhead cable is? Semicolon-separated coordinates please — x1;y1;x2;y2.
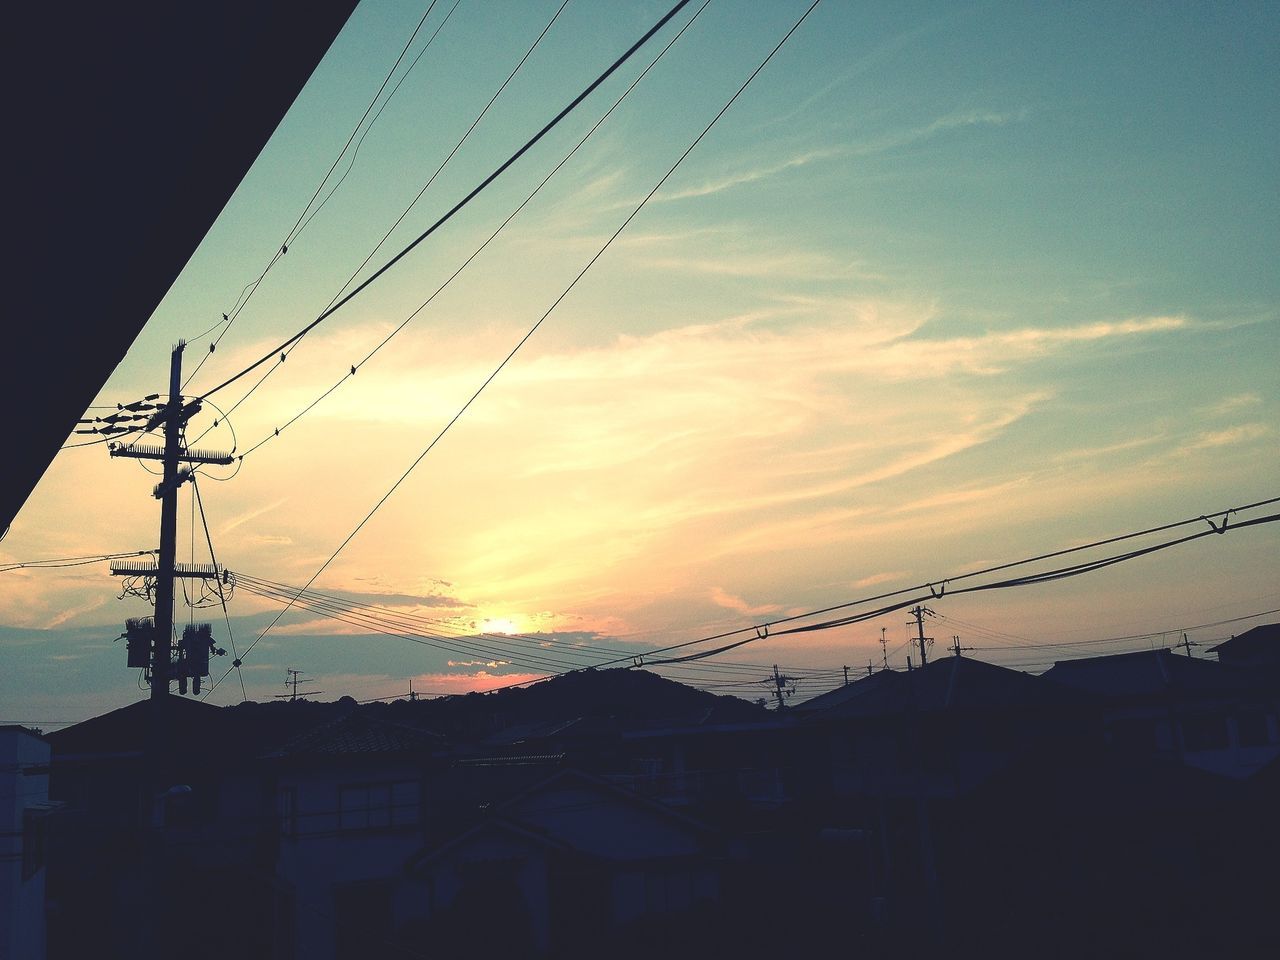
203;0;821;697
192;0;694;403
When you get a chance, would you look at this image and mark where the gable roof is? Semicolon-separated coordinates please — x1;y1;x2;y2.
266;711;444;760
1207;623;1280;662
1042;648;1258;699
795;656;1079;718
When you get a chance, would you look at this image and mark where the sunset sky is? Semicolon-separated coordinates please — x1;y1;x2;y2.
3;0;1277;724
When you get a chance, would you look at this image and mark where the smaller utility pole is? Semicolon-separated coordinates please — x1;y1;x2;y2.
880;627;888;671
769;664;796;710
910;606;934;668
1179;632;1196;657
843;665;850;685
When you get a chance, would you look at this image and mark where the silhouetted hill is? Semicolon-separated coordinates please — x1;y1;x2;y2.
370;668;769;740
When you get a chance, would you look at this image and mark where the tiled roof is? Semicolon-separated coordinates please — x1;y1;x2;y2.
795;656;1080;718
1043;648;1258;699
268;712;443;758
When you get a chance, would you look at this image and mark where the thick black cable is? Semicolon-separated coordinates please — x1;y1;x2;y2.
193;0;694;403
639;510;1280;666
234;0;713;460
610;495;1280;665
201;0;571;443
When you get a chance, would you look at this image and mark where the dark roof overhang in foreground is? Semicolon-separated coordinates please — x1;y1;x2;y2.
4;0;359;536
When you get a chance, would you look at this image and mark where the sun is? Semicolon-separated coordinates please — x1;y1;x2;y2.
480;617;520;635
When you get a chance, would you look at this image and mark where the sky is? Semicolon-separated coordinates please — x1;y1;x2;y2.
2;0;1277;725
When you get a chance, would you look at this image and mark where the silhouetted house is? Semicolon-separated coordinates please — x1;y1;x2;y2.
267;711;447;960
794;655;1086;799
1042;648;1280;777
398;769;723;957
1;726;54;960
1208;622;1280;670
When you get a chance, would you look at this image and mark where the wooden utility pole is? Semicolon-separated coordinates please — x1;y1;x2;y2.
149;344;184;699
911;605;933;668
109;341;232;697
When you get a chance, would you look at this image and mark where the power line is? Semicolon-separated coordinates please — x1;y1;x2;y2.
617;497;1280;668
191;0;695;403
231;0;713;462
195;0;574;443
0;549;156;573
204;0;821;696
182;1;447;390
965;606;1280;652
634;499;1280;665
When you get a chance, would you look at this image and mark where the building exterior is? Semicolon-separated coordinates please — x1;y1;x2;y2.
1;725;53;960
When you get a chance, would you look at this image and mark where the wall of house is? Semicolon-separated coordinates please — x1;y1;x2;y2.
274;762;426;960
1;727;51;960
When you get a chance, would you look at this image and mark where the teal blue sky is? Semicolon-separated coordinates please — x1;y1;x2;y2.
2;0;1277;723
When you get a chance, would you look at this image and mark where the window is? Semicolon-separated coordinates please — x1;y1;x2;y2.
338;780;419;830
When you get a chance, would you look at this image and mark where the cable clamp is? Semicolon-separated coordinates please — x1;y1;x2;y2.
631;655;644;668
755;625;770;640
928;581;947;599
1201;514;1229;534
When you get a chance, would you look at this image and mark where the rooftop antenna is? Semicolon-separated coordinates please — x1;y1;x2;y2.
274;668;322;702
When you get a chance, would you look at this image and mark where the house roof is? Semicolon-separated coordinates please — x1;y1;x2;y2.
266;711;444;759
795;656;1080;718
1042;648;1258;699
1207;623;1280;661
406;767;714;874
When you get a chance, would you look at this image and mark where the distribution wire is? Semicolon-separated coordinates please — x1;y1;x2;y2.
191;476;248;701
204;0;822;698
231;578;617;675
291;0;464;245
193;0;574;444
232;570;833;684
964;606;1280;652
190;0;695;404
0;548;157;574
591;496;1280;669
181;1;447;390
232;0;714;462
635;505;1280;667
232;498;1279;702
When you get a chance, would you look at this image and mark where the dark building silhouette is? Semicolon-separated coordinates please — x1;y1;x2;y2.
32;640;1280;959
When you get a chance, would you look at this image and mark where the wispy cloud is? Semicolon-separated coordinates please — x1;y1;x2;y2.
709;587;781;617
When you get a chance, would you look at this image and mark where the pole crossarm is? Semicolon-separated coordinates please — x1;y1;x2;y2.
110;560;224;579
111;443;233;465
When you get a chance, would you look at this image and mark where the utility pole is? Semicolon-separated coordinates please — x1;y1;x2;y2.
1179;632;1196;657
880;627;888;671
769;664;795;710
951;635;967;657
911;606;933;668
109;341;233;698
150;344;184;700
843;665;850;685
